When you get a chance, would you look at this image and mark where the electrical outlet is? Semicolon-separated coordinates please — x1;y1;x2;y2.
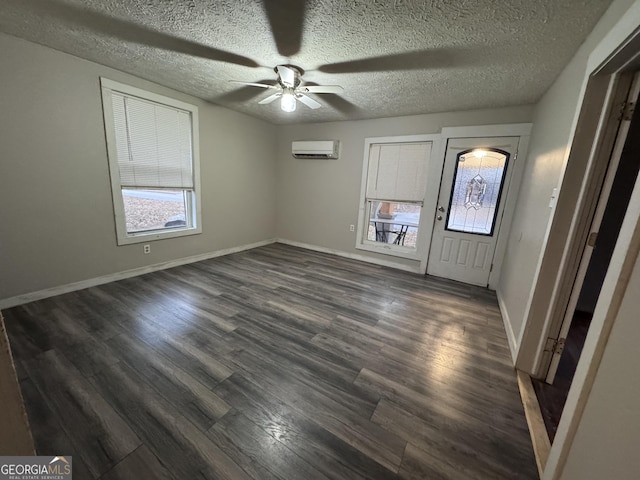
143;244;151;254
349;224;355;232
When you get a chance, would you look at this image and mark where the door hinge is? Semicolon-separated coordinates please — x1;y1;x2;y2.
513;152;518;161
544;337;555;352
587;231;598;248
544;336;566;356
619;101;635;121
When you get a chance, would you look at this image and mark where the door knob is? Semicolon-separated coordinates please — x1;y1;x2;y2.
437;206;445;212
437;215;443;221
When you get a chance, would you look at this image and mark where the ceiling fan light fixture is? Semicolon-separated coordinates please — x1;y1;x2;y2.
281;91;296;112
231;65;342;112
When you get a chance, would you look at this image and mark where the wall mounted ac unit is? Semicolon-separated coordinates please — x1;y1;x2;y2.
292;140;339;159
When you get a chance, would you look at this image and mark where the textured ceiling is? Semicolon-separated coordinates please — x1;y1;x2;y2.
0;0;613;124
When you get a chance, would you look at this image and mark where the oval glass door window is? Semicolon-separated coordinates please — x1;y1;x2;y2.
445;148;510;235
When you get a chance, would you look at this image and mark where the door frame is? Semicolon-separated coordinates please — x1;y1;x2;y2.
426;137;520;287
419;123;532;291
543;72;640;384
511;5;640;479
515;35;640;378
516;73;636;378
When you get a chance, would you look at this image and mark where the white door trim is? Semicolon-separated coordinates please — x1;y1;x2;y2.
515;75;629;375
420;123;533;290
517;7;640;376
520;73;634;380
544;73;640;384
507;3;640;479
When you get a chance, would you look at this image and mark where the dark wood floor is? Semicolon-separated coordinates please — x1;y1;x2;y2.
3;243;537;479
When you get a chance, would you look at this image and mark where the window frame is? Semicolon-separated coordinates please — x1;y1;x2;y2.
100;78;202;245
355;134;440;260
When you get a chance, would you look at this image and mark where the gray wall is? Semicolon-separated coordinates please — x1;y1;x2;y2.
2;4;640;477
0;33;278;301
560;235;640;479
496;0;636;347
276;106;533;269
0;30;533;299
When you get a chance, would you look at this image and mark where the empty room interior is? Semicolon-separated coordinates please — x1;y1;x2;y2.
1;1;640;479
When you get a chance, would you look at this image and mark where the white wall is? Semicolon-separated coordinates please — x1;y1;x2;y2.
544;155;640;479
559;237;640;479
276;107;533;270
0;33;278;302
496;0;636;351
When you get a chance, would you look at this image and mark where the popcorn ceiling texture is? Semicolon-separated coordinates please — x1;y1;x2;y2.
0;0;612;124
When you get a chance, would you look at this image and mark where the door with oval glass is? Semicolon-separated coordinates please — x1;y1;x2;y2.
427;137;519;286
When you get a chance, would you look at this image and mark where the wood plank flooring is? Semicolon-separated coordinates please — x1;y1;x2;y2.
3;243;538;479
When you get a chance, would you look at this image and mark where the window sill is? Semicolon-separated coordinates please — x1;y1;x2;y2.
116;226;202;246
355;241;420;260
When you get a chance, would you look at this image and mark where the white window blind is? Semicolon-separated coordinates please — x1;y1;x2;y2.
366;142;431;202
111;92;194;189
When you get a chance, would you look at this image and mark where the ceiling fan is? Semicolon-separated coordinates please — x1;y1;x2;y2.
230;65;344;112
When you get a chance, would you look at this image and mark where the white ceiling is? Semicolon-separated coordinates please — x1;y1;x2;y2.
0;0;613;125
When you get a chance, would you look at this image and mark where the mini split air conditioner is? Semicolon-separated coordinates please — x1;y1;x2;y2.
291;140;339;159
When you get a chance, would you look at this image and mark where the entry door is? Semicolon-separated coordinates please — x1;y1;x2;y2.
427;137;519;286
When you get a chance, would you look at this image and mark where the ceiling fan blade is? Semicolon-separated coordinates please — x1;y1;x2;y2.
9;0;260;68
229;80;279;89
297;94;321;110
318;49;468;74
259;93;282;105
276;65;297;88
213;87;269;105
298;82;357;115
299;85;344;94
261;0;306;57
317;95;360;116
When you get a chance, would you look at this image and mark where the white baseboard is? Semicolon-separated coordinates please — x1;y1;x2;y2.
0;239;277;310
497;288;519;364
1;238;420;310
276;238;421;274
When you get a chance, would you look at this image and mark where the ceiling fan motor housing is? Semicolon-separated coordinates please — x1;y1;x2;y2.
231;64;342;111
276;65;302;88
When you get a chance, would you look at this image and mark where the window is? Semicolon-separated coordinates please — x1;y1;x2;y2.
356;136;435;258
100;78;201;245
445;148;510;235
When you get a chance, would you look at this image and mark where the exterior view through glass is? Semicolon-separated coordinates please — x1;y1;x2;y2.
122;189;188;233
367;201;421;248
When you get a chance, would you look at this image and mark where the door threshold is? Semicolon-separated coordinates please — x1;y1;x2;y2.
517;369;550;478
